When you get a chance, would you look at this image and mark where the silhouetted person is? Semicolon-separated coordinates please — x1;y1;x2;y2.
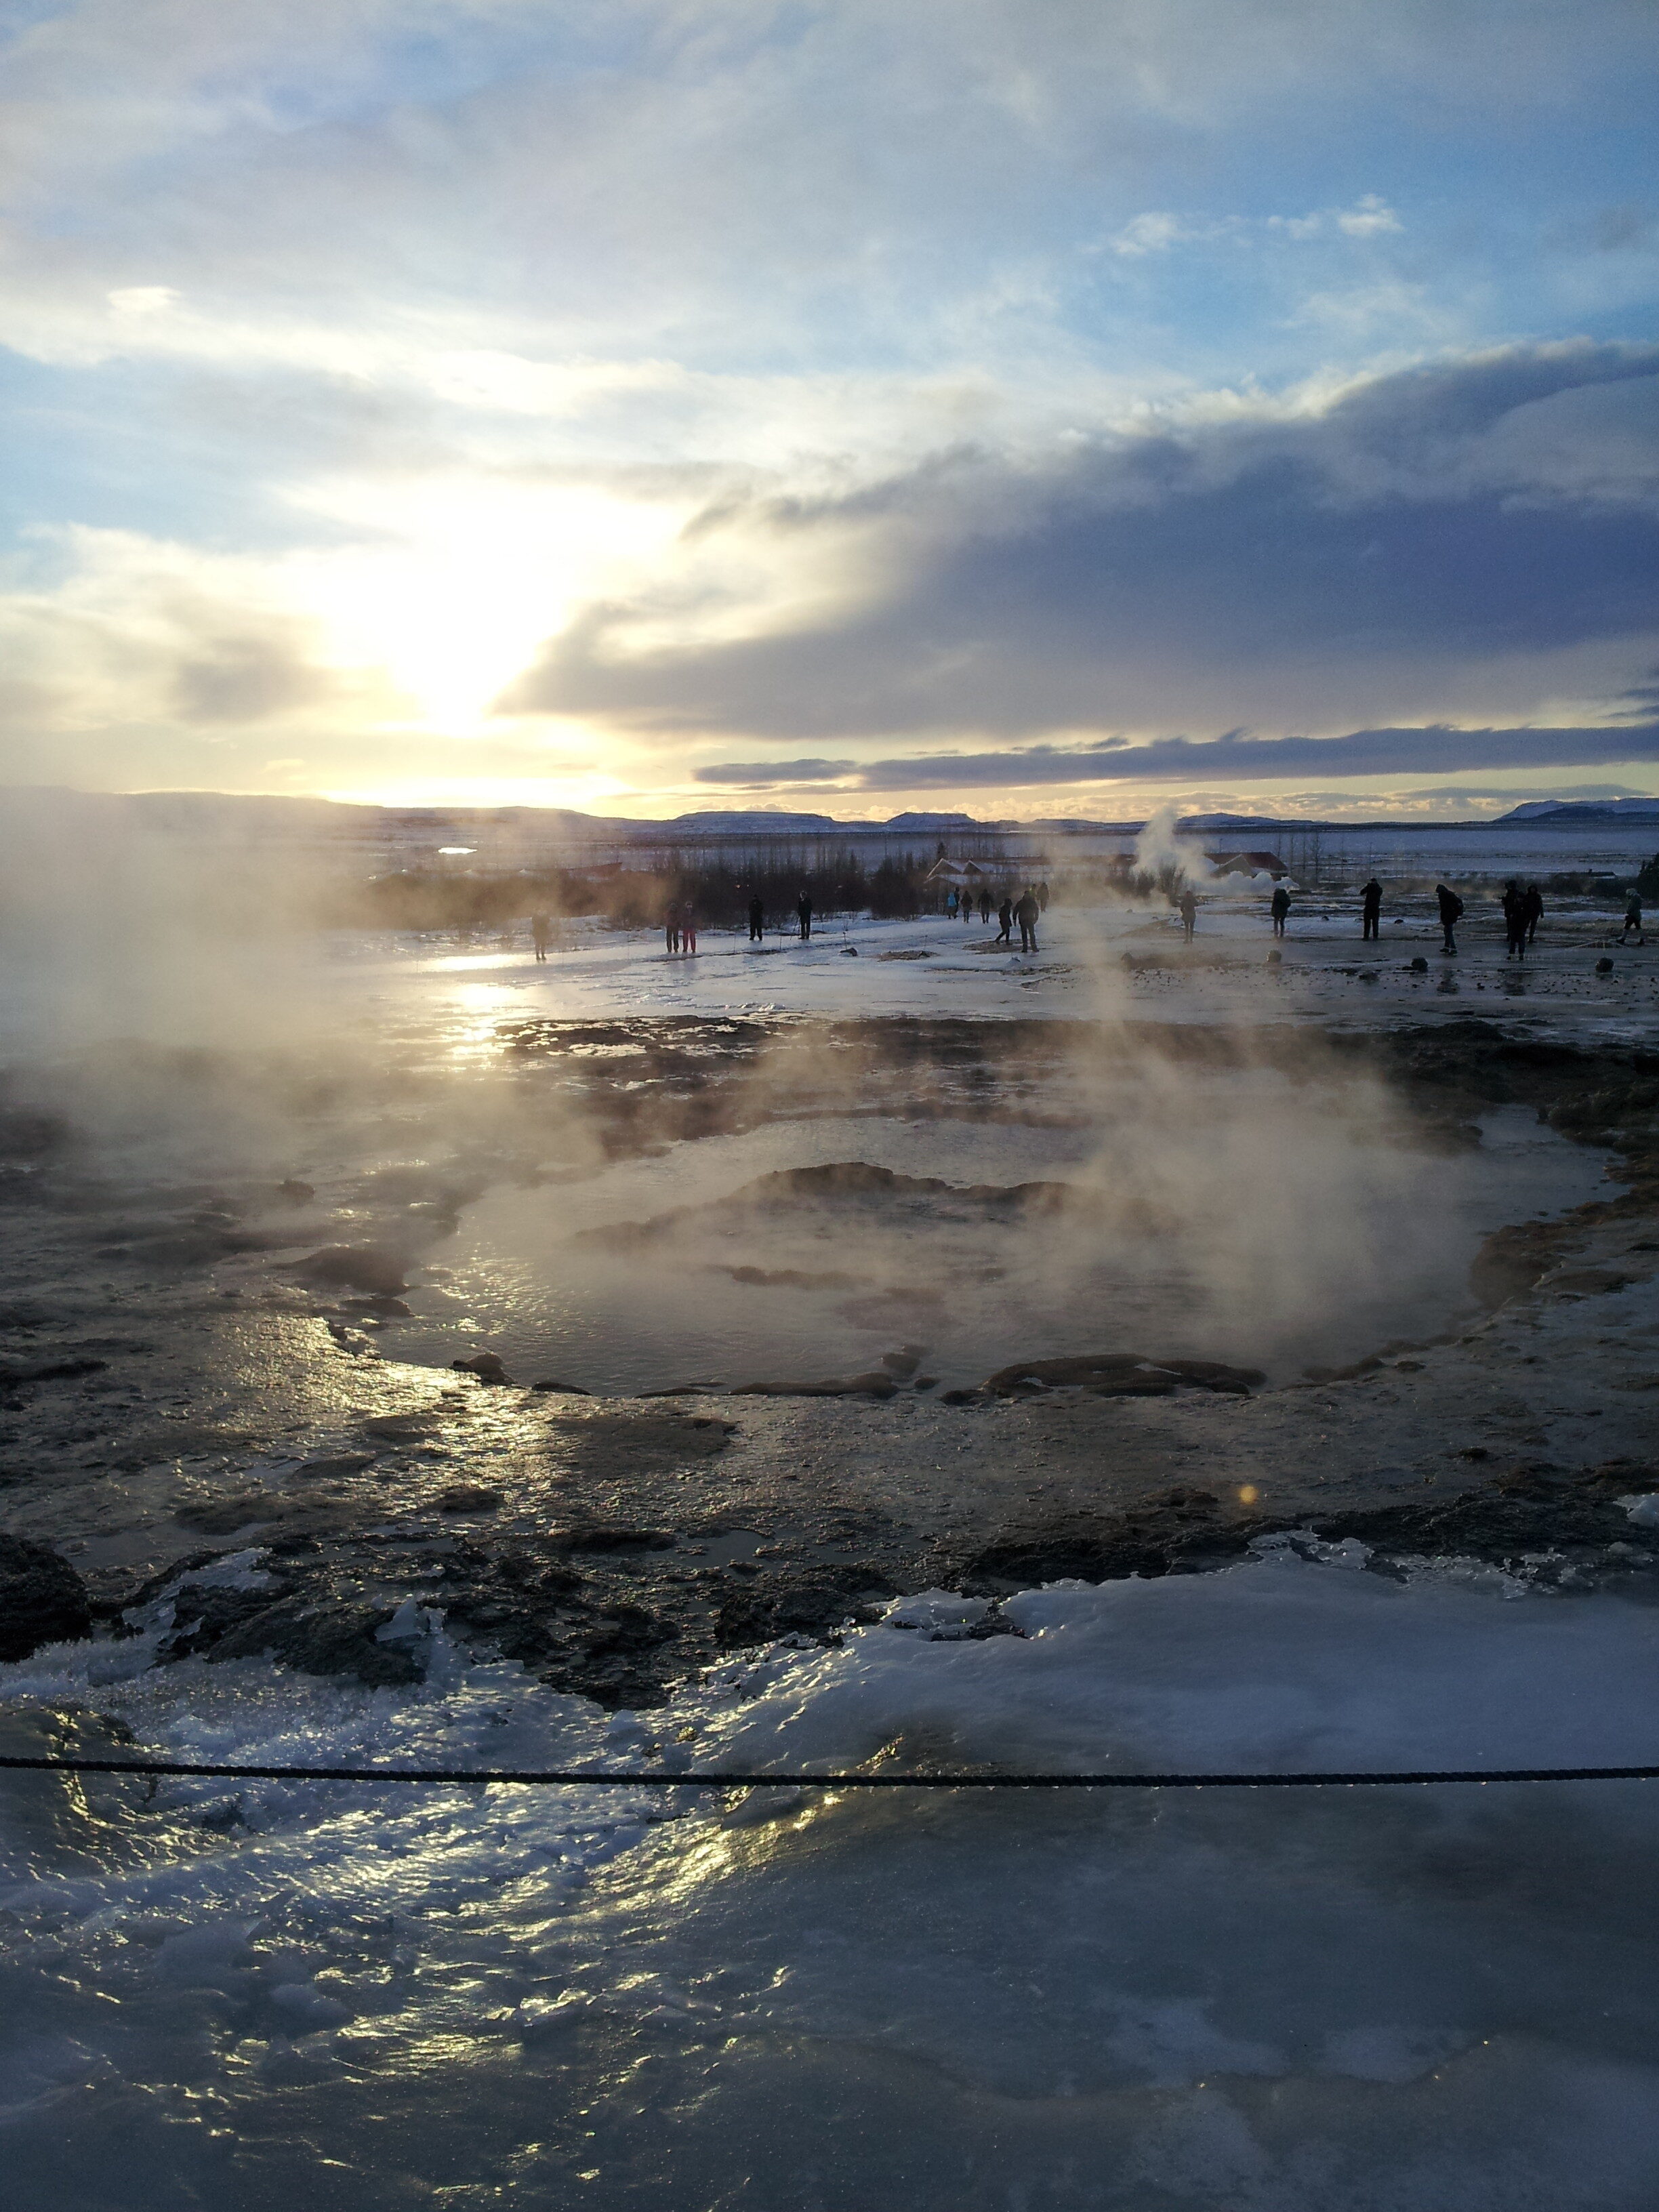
1179;888;1197;939
1360;878;1382;941
665;899;681;955
1621;893;1646;945
1501;880;1525;960
1015;888;1039;952
996;896;1012;945
681;904;697;954
945;886;958;920
797;891;813;941
1523;884;1542;946
979;888;991;922
1037;880;1050;912
1435;884;1462;953
531;912;552;962
1270;885;1290;937
748;895;764;941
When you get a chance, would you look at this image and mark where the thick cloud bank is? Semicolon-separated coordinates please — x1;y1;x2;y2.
511;344;1659;759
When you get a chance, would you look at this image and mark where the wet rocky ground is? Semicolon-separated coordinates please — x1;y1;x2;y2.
3;1002;1658;1708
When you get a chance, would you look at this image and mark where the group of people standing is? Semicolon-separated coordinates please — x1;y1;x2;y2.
945;880;1047;951
663;899;699;954
741;892;813;942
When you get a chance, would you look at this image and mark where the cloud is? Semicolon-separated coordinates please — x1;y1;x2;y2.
0;525;391;745
506;342;1659;744
691;722;1659;793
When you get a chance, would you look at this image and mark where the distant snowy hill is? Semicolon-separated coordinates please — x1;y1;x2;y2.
657;810;842;832
1496;798;1659;823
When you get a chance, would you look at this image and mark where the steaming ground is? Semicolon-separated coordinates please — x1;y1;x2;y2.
3;888;1658;2205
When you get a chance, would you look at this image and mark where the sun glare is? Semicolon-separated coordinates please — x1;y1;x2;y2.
288;478;688;735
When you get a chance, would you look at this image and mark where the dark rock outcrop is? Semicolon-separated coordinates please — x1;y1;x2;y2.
0;1534;93;1659
982;1353;1265;1398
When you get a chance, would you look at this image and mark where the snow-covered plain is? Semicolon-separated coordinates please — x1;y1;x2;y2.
5;1551;1659;2208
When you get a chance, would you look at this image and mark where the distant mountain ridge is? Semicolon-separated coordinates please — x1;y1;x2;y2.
1492;798;1659;823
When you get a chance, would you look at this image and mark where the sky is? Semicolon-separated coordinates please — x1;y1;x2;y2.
1;0;1658;823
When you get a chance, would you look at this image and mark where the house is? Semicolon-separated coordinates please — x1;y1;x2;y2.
1204;850;1292;882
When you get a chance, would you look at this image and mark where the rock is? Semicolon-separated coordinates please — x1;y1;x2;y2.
1597;958;1615;974
207;1598;425;1686
437;1483;503;1513
880;1345;928;1378
452;1351;512;1385
531;1378;590;1394
277;1179;316;1204
0;1534;93;1659
982;1353;1263;1397
1410;957;1429;972
0;1355;108;1389
294;1244;409;1296
960;1490;1254;1590
549;1525;675;1553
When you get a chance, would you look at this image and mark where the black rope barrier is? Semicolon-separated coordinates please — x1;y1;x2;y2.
5;1753;1659;1789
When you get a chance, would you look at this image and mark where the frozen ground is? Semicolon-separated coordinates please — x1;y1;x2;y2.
5;1550;1659;2209
1;885;1658;2206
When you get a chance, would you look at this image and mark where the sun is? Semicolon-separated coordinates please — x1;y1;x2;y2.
285;475;689;737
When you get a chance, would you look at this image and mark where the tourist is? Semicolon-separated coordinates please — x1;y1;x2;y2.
681;905;697;955
1179;887;1197;939
1435;884;1463;953
665;899;681;955
1360;879;1382;941
1523;884;1543;946
1015;887;1040;952
1502;880;1526;960
748;894;764;942
1621;893;1647;945
996;896;1013;945
797;890;813;941
531;912;552;962
1270;885;1290;937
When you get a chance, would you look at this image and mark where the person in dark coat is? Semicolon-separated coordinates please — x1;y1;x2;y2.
665;899;681;955
1360;878;1382;941
1179;888;1197;939
796;891;813;941
747;895;764;941
1435;884;1463;954
996;896;1013;945
1523;884;1543;946
531;912;552;962
1270;885;1290;937
1015;888;1040;952
1501;880;1525;960
979;888;991;923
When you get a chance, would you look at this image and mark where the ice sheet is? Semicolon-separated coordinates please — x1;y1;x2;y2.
4;1551;1659;2208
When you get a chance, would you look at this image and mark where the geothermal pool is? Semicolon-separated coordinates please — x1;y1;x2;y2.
378;1095;1610;1393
